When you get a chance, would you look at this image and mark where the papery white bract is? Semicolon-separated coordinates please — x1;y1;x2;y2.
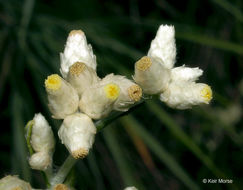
124;186;138;190
148;25;176;69
31;113;55;152
60;30;97;78
171;65;203;82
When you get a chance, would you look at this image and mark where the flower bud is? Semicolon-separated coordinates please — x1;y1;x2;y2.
60;30;97;78
160;81;213;109
134;56;171;94
67;62;100;97
29;151;52;171
99;74;142;111
0;175;32;190
30;113;55;152
147;25;176;69
58;113;96;159
124;187;138;190
45;74;79;119
79;80;120;119
171;65;203;82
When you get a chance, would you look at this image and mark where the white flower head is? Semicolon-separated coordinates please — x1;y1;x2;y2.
124;186;138;190
79;79;120;119
67;62;100;97
134;56;171;94
60;30;97;78
148;25;176;69
58;113;96;159
28;113;55;171
160;81;213;109
171;65;203;82
100;74;142;111
0;175;32;190
45;74;79;119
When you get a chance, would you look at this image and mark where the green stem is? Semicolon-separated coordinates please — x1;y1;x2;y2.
50;155;76;186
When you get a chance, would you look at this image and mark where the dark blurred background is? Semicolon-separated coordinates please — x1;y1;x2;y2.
0;0;242;189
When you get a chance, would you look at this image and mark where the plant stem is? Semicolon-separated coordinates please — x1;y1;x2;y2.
50;155;76;185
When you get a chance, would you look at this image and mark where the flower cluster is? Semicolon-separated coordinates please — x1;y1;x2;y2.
0;24;213;190
45;30;142;159
134;25;212;109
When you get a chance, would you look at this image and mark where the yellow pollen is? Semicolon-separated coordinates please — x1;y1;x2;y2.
128;85;142;101
54;184;69;190
69;30;84;37
136;56;152;71
45;74;61;90
201;85;212;102
104;83;120;100
69;62;86;76
72;148;88;159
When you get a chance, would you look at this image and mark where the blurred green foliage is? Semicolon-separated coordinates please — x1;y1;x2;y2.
0;0;242;189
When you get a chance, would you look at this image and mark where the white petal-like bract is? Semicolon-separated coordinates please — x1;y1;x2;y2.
171;65;203;82
58;113;96;159
31;113;55;152
160;81;212;109
124;187;138;190
60;30;97;78
148;25;176;69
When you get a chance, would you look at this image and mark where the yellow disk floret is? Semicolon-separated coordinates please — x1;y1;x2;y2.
104;83;120;100
69;62;86;76
69;29;84;37
54;184;69;190
201;85;212;103
72;148;88;159
12;187;22;190
136;56;152;71
128;85;142;102
45;74;61;90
